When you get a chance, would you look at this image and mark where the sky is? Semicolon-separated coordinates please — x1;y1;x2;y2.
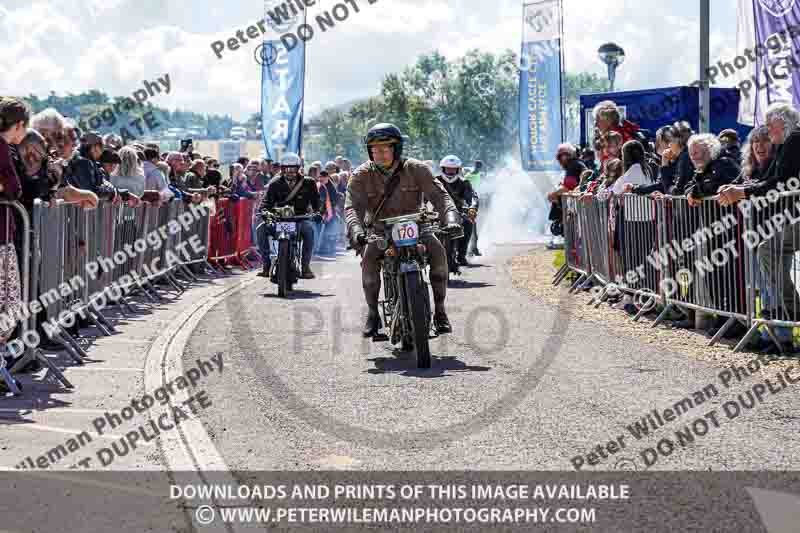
0;0;740;121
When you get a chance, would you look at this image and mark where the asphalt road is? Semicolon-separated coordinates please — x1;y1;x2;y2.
184;245;800;472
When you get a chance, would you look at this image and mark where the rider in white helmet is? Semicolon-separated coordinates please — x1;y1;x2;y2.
436;155;479;265
256;152;323;279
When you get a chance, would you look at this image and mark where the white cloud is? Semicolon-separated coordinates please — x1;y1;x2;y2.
1;0;739;120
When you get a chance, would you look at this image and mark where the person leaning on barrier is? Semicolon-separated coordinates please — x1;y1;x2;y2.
734;126;774;185
548;143;585;225
665;121;696;196
143;146;174;203
29;110;98;209
685;134;741;207
718;103;800;330
610;140;653;195
98;148;120;179
65;131;124;204
625;126;678;196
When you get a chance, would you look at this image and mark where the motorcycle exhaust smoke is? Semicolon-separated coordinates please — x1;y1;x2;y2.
476;154;560;253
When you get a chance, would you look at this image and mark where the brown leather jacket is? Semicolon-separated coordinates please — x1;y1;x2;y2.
345;158;458;237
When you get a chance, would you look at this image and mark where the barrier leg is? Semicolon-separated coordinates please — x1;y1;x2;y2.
553;267;570;287
117;294;136;314
9;349;73;389
733;323;761;353
166;271;186;292
651;303;674;328
82;306;111;337
204;260;221;277
633;297;656;322
764;325;786;355
178;263;197;282
568;273;586;294
552;264;568;285
587;286;606;306
138;278;162;302
0;366;22;395
707;316;737;347
50;329;86;364
593;288;611;309
89;303;116;334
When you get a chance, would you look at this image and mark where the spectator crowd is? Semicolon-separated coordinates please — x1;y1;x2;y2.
0;97;356;391
548;98;800;355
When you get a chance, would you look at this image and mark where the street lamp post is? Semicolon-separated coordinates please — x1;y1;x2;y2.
598;43;626;92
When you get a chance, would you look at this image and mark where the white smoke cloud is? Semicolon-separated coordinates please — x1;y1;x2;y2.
476;154;560;253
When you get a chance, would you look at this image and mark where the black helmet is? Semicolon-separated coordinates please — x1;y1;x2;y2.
364;123;403;162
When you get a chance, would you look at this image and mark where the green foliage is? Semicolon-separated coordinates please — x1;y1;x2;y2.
307;49;608;166
308;49;520;167
564;72;610;144
20;90;242;139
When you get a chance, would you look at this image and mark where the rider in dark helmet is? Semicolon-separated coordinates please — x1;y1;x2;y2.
345;123;461;337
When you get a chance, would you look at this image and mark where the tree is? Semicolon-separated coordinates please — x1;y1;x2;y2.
563;72;610;145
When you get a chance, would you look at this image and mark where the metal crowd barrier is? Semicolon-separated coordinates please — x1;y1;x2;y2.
651;196;748;346
735;190;800;354
3;198;212;395
553;194;592;291
556;191;759;351
207;198;239;269
233;196;260;269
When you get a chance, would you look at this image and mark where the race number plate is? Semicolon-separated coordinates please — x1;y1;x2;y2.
391;221;418;247
276;221;296;233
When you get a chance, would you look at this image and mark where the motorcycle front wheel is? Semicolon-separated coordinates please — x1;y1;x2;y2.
277;239;290;297
403;270;431;368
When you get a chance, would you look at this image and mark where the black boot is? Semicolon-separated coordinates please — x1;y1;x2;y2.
433;311;452;334
363;307;382;337
257;262;270;277
300;265;316;279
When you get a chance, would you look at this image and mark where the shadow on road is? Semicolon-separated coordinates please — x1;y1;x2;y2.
366;355;491;378
260;290;334;300
447;280;495;289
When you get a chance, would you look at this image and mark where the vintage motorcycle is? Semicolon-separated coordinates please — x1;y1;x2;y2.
266;206;313;298
369;209;441;368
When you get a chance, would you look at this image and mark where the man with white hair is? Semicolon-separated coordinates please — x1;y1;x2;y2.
684;133;740;206
592;100;641;168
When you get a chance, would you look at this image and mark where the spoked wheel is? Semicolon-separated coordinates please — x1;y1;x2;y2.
277;239;290;297
403;270;432;368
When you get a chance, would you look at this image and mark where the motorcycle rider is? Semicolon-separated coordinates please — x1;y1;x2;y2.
345;123;461;337
256;152;322;280
436;155;479;266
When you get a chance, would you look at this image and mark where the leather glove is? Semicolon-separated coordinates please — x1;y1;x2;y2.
355;233;368;246
313;213;323;224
